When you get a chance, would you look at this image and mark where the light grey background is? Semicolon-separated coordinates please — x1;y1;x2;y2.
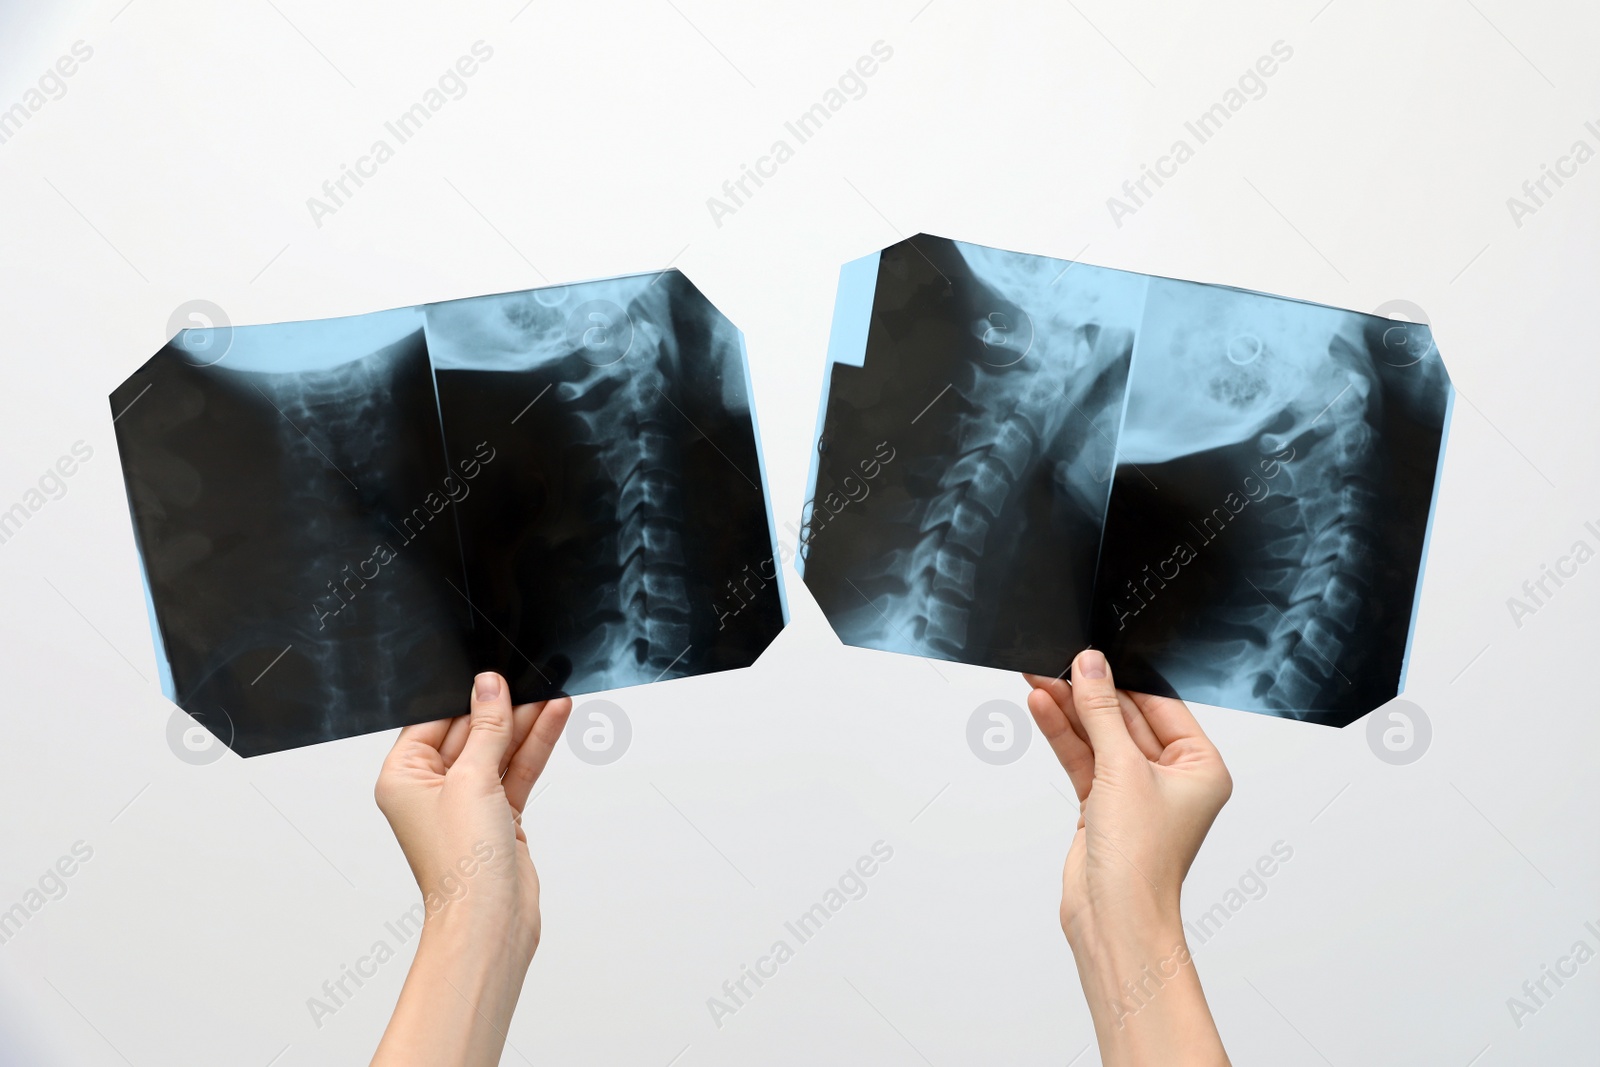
1;0;1596;1063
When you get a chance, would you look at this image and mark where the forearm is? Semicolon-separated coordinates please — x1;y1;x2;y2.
1069;909;1229;1067
371;912;536;1067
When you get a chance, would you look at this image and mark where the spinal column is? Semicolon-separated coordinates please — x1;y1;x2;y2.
1121;280;1385;713
426;278;693;689
245;330;457;732
1213;349;1382;713
855;245;1140;659
558;297;693;687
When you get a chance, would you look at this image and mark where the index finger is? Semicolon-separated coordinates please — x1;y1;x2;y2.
1023;673;1089;748
504;697;572;813
394;717;452;752
382;717;454;779
1025;683;1094;802
1127;689;1210;748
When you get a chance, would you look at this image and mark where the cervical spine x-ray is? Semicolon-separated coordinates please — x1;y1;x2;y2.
801;235;1451;726
111;272;787;756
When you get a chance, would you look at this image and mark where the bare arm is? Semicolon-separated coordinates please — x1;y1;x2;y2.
371;673;571;1066
1025;650;1232;1066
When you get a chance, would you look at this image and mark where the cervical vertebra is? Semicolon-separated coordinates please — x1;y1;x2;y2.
1164;350;1384;716
429;279;695;690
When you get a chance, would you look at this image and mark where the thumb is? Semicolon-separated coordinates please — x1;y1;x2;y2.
455;672;514;779
1070;649;1138;760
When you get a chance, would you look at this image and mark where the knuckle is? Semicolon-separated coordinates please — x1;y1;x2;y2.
470;709;509;735
1079;690;1123;716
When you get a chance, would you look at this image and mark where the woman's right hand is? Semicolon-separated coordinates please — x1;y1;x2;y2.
1024;649;1232;1067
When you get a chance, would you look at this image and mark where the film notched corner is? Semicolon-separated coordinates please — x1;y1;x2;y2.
110;272;788;757
800;234;1451;726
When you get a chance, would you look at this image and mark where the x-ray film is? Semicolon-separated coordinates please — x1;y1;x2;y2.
801;235;1451;726
111;272;787;756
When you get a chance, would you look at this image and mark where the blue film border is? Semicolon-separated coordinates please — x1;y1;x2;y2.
1398;381;1455;695
738;328;789;624
796;250;879;579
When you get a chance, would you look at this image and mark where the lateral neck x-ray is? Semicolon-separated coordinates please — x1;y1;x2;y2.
801;235;1452;726
111;272;787;756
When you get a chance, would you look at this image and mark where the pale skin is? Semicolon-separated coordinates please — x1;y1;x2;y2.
1024;649;1233;1067
371;654;1227;1065
371;672;570;1067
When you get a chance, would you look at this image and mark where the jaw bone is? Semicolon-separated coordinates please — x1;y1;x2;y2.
833;244;1396;713
1152;334;1386;716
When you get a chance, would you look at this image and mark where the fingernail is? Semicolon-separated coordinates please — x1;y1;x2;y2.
474;673;501;702
1076;650;1107;679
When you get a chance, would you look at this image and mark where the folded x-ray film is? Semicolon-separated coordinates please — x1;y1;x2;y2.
800;235;1451;726
111;272;787;756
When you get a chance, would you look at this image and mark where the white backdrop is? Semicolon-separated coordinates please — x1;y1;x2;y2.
0;1;1596;1063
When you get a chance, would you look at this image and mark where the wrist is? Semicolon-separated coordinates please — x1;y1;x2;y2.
1073;922;1191;1011
1067;910;1229;1067
1069;906;1188;996
422;896;539;970
372;903;535;1066
1064;883;1182;956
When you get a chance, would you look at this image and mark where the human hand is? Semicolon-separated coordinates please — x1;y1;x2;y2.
1024;649;1232;1066
375;672;572;949
371;672;571;1067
